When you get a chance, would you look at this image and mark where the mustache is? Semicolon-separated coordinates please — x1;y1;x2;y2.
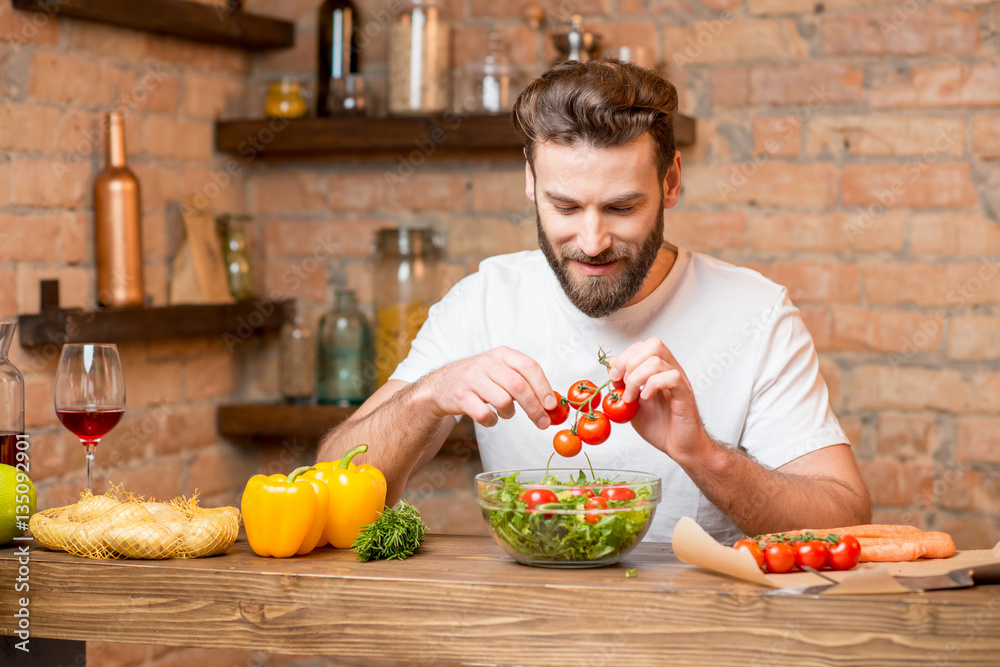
560;246;631;265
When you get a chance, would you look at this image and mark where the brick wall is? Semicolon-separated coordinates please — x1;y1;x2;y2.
243;0;1000;553
5;0;1000;664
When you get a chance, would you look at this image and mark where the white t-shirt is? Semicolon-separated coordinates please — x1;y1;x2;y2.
391;247;848;544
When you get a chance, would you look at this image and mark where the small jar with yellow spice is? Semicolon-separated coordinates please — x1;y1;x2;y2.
264;77;309;118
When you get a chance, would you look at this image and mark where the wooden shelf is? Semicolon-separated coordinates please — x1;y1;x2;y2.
12;0;294;50
18;301;291;347
215;113;697;157
218;403;478;453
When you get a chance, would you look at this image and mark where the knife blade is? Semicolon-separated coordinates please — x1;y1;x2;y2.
767;561;1000;595
893;560;1000;591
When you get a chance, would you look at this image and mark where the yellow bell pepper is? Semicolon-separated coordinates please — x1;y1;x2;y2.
241;465;328;558
316;444;387;548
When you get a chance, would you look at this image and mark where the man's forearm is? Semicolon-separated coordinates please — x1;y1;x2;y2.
682;440;871;538
316;381;452;505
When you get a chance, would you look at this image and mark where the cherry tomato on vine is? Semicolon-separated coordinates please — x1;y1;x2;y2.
568;487;595;498
794;540;829;571
828;535;861;571
763;542;795;574
599;486;636;502
577;411;611;445
733;538;764;570
519;488;558;508
583;497;608;524
545;392;570;426
567;380;602;412
552;429;582;457
602;390;639;424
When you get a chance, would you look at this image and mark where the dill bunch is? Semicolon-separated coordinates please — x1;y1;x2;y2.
352;500;427;562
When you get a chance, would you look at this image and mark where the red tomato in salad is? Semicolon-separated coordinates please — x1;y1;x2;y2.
733;538;764;570
568;487;595;498
599;486;636;502
519;488;558;508
827;535;861;571
583;497;608;525
763;542;795;574
602;390;638;424
545;392;570;426
794;541;829;571
552;429;582;457
577;411;611;445
567;380;601;412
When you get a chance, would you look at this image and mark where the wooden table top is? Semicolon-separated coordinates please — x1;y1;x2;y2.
2;535;999;666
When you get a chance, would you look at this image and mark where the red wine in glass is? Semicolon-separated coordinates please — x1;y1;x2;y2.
54;343;126;492
55;408;124;441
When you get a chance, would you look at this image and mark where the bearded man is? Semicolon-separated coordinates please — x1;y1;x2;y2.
317;59;870;542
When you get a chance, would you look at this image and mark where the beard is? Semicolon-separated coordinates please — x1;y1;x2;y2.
537;205;665;318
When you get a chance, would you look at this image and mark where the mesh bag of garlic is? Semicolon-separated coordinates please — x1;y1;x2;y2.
28;487;241;560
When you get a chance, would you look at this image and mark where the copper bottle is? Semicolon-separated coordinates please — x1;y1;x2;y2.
94;112;144;307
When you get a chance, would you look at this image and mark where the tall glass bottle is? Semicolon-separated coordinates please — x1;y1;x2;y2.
280;305;316;404
317;290;374;406
94;112;144;308
317;0;359;117
373;228;440;387
0;319;24;468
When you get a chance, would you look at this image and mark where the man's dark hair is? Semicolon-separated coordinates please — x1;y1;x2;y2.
512;59;679;180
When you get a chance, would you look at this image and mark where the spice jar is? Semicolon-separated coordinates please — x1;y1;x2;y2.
317;290;374;406
0;319;24;468
219;215;255;302
456;32;515;115
373;228;440;387
265;78;309;118
280;305;316;404
388;0;451;115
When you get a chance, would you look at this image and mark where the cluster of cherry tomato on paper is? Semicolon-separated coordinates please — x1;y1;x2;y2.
733;533;862;574
519;485;637;524
545;351;639;458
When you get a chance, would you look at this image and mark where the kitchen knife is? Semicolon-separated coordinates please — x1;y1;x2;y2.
768;561;1000;595
893;560;1000;591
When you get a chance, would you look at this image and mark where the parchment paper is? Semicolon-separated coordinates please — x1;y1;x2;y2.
671;516;1000;595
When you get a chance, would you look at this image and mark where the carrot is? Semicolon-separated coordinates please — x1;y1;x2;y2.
859;543;925;562
856;533;955;559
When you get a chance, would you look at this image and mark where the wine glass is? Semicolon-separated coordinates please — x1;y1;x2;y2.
54;344;125;492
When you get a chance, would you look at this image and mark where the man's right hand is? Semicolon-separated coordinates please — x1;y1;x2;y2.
413;346;558;430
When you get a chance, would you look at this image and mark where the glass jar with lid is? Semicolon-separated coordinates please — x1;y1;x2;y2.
373;228;441;387
280;304;316;404
387;0;451;115
317;289;374;406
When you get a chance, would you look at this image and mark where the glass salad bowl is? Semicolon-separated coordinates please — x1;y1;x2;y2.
475;468;661;568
